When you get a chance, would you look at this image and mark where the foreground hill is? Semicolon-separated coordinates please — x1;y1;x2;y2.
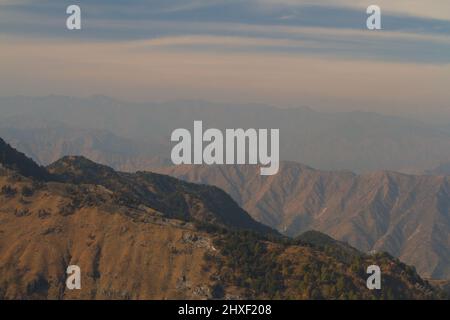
156;162;450;280
0;137;50;180
46;156;273;234
0;138;444;299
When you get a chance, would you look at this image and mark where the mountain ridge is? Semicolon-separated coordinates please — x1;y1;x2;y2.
0;137;50;181
3;95;450;172
47;155;274;234
0;137;445;299
155;162;450;280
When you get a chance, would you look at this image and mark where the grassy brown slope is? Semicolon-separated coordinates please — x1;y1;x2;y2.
0;140;447;300
0;171;218;299
47;156;274;234
0;168;446;299
156;163;450;280
207;229;444;300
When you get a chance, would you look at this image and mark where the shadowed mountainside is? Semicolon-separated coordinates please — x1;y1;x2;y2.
0;137;50;181
47;156;273;234
156;162;450;280
0;137;445;299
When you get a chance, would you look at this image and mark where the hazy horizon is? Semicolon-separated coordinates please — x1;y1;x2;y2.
1;1;449;122
1;93;450;126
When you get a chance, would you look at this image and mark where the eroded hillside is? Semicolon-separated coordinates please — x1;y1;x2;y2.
0;138;447;299
156;162;450;280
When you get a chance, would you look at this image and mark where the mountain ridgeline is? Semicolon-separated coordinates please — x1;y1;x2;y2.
3;96;450;173
47;155;273;233
156;162;450;280
0;137;445;299
0;138;50;181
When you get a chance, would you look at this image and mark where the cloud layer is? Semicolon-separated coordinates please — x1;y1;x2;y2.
0;0;449;118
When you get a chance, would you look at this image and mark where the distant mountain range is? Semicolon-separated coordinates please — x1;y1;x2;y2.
1;95;450;287
2;95;450;173
427;162;450;176
0;124;168;172
156;162;450;280
0;137;444;299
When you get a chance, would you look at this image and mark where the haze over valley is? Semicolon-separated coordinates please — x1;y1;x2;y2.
2;95;450;174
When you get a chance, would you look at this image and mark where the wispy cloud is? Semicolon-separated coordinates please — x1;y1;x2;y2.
123;26;450;64
1;1;449;64
0;0;449;114
2;36;449;107
259;0;450;21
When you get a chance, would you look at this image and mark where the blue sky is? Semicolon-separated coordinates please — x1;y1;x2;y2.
0;0;449;119
1;0;450;62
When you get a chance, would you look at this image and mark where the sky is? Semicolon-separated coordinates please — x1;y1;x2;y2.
0;0;449;120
